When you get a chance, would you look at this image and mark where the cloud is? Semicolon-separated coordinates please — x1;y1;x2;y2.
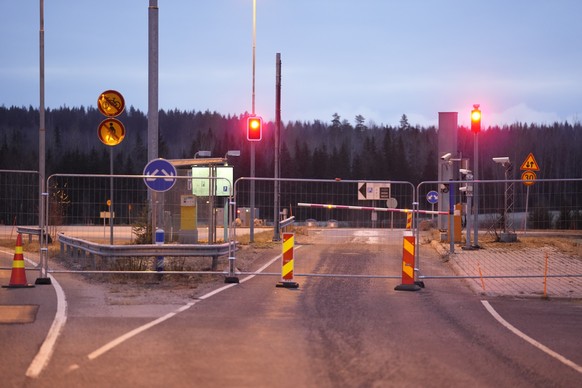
489;103;562;126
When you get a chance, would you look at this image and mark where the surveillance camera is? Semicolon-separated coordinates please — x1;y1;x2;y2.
459;168;472;175
441;153;452;161
492;157;510;164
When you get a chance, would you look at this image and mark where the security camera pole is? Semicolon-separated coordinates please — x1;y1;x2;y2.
437;112;458;231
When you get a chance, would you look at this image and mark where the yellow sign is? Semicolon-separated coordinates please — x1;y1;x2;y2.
97;90;125;117
520;152;540;171
521;170;537;186
98;118;126;146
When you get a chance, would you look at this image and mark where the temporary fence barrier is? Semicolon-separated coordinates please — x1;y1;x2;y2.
1;170;580;296
414;178;582;297
0;170;39;241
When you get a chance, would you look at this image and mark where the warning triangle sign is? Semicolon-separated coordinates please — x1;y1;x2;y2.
520;153;540;171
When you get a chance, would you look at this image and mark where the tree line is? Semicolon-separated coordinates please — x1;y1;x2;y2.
1;105;581;183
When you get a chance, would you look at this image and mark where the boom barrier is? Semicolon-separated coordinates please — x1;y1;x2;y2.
298;202;448;215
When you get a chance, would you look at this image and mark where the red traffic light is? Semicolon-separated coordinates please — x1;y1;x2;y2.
247;116;263;141
471;104;481;133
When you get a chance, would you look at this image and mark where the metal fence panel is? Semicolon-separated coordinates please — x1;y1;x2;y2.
0;170;39;240
234;177;415;230
417;178;582;298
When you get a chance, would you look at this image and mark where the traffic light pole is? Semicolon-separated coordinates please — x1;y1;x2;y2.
249;0;257;243
473;118;480;248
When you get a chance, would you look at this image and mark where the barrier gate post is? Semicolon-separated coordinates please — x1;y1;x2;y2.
395;231;421;291
276;232;299;289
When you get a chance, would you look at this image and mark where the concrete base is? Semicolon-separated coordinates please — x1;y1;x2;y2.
394;283;422;291
276;281;299;289
500;232;518;243
35;277;52;285
179;229;198;244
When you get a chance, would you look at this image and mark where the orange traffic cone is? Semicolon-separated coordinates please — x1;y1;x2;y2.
3;234;35;288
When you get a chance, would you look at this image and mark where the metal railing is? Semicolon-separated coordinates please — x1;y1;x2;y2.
58;233;235;258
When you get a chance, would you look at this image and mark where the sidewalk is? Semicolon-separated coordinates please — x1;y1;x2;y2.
431;240;582;299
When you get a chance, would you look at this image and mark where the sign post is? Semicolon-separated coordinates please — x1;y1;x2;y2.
520;153;540;232
426;190;439;221
144;158;177;245
97;90;125;245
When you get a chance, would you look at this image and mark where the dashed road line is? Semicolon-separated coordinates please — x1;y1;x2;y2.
76;249;294;368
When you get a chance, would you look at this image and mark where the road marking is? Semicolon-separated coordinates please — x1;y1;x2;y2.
481;300;582;374
87;301;198;360
82;248;296;364
21;258;68;379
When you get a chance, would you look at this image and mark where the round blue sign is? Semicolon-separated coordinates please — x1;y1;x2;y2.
426;190;439;204
143;158;177;192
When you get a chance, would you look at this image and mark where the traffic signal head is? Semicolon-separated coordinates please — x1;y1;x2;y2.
247;116;263;141
471;104;481;133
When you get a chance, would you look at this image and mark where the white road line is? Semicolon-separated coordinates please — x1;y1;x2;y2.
87;301;198;360
84;248;296;362
22;258;68;378
481;300;582;374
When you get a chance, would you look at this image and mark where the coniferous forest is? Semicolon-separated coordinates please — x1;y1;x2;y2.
1;105;581;183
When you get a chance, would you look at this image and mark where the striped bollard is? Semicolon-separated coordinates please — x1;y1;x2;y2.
276;233;299;288
406;211;412;230
394;231;421;291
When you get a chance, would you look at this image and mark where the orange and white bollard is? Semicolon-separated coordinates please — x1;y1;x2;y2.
276;233;299;288
3;234;35;288
394;231;421;291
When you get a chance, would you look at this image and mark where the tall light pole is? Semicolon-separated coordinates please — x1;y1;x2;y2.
249;0;257;242
37;0;50;284
273;53;281;241
148;0;160;243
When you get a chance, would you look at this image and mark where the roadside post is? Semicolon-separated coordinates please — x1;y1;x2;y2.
394;230;421;291
276;232;299;288
155;228;164;272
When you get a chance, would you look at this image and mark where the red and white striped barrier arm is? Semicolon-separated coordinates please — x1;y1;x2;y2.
297;202;448;215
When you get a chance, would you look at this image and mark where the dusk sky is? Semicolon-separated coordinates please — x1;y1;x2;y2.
1;0;581;127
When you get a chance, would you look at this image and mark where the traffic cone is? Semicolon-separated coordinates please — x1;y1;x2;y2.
3;234;35;288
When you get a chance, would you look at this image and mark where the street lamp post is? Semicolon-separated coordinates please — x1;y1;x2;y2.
36;0;50;284
273;53;282;241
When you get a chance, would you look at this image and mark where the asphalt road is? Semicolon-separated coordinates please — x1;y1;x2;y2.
1;229;581;387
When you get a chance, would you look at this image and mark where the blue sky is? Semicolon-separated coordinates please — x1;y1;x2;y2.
1;0;581;127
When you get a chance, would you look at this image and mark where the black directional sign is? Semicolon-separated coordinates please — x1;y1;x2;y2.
358;182;390;200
